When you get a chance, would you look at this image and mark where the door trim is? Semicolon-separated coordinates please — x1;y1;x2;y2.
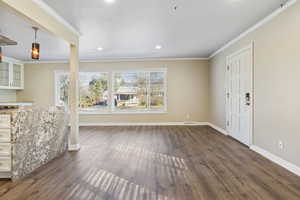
226;43;254;146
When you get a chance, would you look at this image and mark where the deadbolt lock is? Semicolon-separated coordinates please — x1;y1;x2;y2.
245;93;251;106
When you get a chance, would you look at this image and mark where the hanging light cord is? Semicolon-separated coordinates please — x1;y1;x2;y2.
33;27;38;43
34;29;37;43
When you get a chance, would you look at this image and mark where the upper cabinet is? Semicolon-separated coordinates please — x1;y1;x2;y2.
0;57;24;90
0;61;10;88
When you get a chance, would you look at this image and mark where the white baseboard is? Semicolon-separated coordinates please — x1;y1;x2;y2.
250;145;300;177
68;144;81;151
206;122;228;135
79;121;229;137
71;122;300;177
79;122;208;127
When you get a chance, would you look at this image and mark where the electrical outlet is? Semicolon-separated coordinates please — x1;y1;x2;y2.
278;140;284;150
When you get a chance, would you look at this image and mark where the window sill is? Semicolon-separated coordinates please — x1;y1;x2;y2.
56;105;167;115
79;111;168;115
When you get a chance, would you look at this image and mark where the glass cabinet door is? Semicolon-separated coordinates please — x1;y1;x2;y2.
12;64;22;88
0;62;10;87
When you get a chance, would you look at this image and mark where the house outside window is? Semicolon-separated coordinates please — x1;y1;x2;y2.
113;72;148;111
54;69;167;114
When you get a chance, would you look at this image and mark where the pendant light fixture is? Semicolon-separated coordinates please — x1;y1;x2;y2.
31;27;40;60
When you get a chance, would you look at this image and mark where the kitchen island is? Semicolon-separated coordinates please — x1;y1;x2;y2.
0;105;69;180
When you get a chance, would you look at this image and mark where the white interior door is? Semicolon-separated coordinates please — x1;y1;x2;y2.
226;45;253;146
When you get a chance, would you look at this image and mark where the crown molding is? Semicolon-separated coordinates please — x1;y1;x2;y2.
23;60;69;64
23;57;209;64
2;56;22;64
79;57;209;62
209;0;298;59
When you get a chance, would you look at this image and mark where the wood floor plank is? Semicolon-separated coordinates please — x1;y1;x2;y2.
0;126;300;200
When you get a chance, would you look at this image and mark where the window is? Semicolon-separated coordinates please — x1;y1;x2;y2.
113;72;147;111
54;69;167;114
55;72;109;113
55;72;69;107
79;72;109;113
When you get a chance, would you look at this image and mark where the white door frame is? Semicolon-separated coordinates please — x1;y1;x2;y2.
226;43;254;146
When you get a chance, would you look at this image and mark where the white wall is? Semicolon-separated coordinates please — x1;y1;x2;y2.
209;1;300;167
0;90;16;102
17;60;210;124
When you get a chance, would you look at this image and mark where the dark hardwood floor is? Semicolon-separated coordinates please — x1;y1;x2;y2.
0;126;300;200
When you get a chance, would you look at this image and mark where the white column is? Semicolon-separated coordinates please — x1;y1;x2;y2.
68;44;80;151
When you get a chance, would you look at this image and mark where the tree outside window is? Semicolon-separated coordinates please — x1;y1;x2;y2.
55;70;166;113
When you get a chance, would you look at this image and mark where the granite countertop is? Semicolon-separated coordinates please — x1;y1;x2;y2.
8;106;69;180
0;108;19;114
0;102;33;113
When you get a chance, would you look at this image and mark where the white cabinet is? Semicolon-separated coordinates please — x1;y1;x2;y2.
0;61;10;88
0;114;11;177
0;57;24;90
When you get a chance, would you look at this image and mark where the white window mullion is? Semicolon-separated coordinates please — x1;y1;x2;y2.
111;72;115;113
163;71;167;113
146;72;150;111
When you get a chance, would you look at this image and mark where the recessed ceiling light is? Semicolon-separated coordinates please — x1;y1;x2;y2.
105;0;115;4
97;47;103;51
155;45;162;50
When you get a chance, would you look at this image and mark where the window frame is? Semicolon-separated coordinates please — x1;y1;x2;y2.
78;71;111;114
54;70;69;107
111;69;167;114
54;68;167;114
